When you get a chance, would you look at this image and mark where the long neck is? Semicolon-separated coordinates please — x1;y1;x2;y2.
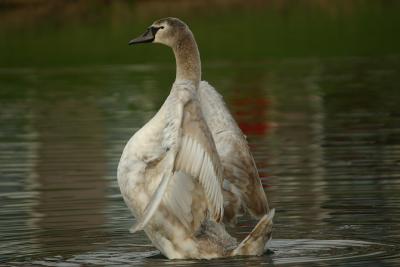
172;30;201;86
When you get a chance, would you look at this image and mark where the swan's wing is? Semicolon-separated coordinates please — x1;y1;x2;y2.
131;83;224;233
199;81;269;220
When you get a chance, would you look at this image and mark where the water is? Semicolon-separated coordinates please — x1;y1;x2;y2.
0;57;399;266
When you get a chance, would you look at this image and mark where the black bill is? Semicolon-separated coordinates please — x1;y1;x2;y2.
128;27;161;45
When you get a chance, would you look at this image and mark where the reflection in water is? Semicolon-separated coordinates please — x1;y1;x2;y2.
0;57;400;266
32;96;108;254
263;61;329;236
0;99;41;260
320;59;400;247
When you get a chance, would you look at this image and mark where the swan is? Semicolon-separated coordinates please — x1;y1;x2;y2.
118;17;274;259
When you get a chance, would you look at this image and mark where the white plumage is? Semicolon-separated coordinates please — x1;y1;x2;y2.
118;17;274;259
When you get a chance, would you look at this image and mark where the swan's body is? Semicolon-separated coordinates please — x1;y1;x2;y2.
118;17;274;259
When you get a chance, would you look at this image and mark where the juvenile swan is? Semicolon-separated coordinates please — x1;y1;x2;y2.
118;17;274;259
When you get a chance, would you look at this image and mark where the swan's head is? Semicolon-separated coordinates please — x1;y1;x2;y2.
128;17;189;48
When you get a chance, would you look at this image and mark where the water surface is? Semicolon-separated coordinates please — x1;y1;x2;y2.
1;57;400;266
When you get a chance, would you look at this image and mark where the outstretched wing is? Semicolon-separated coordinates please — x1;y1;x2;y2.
198;81;269;221
131;82;224;233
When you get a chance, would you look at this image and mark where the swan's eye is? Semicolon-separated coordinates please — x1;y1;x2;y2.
160;26;165;29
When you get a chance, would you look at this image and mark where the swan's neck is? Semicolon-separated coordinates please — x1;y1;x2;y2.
172;30;201;87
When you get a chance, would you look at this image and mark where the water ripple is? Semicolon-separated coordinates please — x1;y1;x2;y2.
1;59;400;266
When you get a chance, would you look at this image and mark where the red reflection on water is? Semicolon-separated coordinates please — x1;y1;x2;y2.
231;94;272;191
232;97;270;136
238;122;269;135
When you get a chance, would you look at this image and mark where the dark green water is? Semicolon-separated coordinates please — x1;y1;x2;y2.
1;1;400;266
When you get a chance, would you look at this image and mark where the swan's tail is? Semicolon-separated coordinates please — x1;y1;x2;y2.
230;209;275;256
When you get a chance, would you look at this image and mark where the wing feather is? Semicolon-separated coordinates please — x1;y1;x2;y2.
131;82;224;232
164;171;194;229
199;81;269;221
129;170;172;233
174;134;224;222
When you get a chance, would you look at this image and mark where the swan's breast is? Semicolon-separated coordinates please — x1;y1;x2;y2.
117;112;167;212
